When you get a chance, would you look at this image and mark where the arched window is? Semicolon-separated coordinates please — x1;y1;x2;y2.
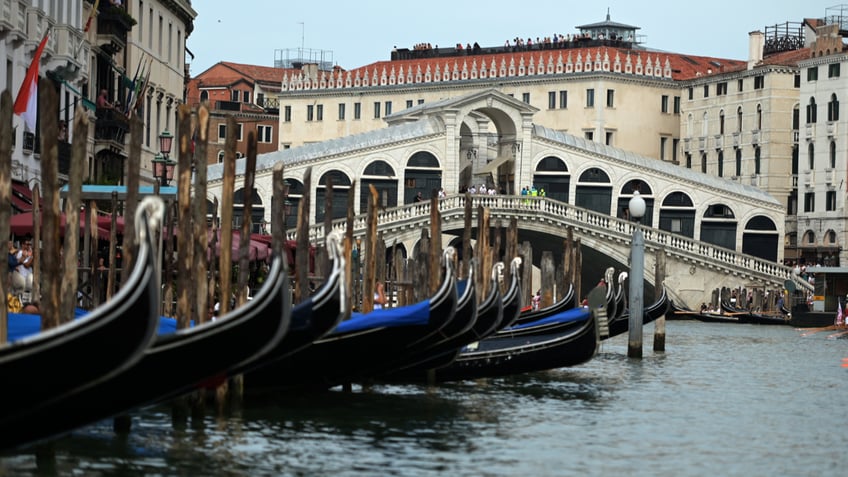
687;113;693;137
217;150;224;163
807;97;817;124
828;93;840;121
717;150;724;177
756;104;763;130
737;106;743;133
735;148;742;176
830;141;837;168
754;146;761;175
719;110;725;135
702;111;709;137
701;152;707;173
808;142;815;170
200;91;209;102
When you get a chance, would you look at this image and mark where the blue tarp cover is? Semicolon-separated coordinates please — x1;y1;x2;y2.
333;299;431;335
504;307;590;331
7;310;184;342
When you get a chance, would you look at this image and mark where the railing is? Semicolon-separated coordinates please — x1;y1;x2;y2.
287;195;812;293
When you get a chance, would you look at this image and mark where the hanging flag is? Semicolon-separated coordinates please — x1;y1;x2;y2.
13;32;50;131
836;300;843;326
83;0;101;33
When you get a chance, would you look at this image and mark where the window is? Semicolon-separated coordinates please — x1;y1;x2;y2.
809;143;815;170
804;192;815;212
807;97;817;124
559;91;568;109
735;148;742;176
586;89;594;107
374;101;381;119
200;90;209;102
794;74;801;87
673;96;680;114
685;153;692;168
284;106;291;122
338;103;346;120
236;123;243;141
827;191;837;211
719;110;725;134
316;104;323;121
688;87;693;100
831;141;837;168
354;102;361;119
217;124;226;143
306;105;314;121
661;95;669;113
703;85;709;98
406;100;413;109
660;136;668;161
754;75;764;89
522;92;530;104
418;99;424;105
672;138;679;163
754;146;761;174
757;104;762;130
217;151;224;163
737;79;744;92
243;91;250;103
737;107;743;132
828;94;839;121
584;130;594;141
231;90;240;102
807;66;819;82
605;131;614;146
718;151;724;177
548;91;556;109
606;89;614;108
256;93;264;106
829;63;841;78
701;153;707;173
717;82;727;95
257;125;272;143
384;101;392;116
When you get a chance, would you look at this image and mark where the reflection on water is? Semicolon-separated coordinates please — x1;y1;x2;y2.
1;321;847;476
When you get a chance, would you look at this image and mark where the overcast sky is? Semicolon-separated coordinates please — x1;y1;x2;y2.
186;1;834;76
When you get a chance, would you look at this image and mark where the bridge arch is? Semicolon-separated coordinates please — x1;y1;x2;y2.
575;167;612;214
617;179;654;226
742;215;780;261
658;191;696;238
316;169;352;222
361;159;398;212
405;151;442;202
233;187;264;233
282;178;304;230
532;155;570;203
700;203;737;250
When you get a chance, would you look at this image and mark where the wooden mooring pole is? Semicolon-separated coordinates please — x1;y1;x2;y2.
652;250;667;352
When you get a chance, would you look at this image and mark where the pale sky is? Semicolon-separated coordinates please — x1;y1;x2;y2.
186;1;835;76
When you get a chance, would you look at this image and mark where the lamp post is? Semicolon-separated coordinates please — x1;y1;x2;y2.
153;130;176;187
627;190;646;358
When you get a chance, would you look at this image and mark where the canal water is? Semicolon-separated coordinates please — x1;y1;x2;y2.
1;320;846;476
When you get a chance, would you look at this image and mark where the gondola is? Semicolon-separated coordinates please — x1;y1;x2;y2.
381;261;510;380
246;248;460;391
607;287;670;338
428;300;599;382
720;299;788;325
0;198;162;448
234;232;345;379
0;222;293;450
511;280;575;326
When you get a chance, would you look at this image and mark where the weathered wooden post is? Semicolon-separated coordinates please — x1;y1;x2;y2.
653;250;667;352
505;217;517;292
193;104;209;324
294;167;312;304
176;105;196;328
540;251;555;309
415;228;430;302
429;195;442;295
344;181;355;319
60;105;86;321
362;184;379;312
476;206;491;299
519;241;533;307
236;131;257;307
0;91;10;343
39;79;61;330
461;193;472;280
89;201;100;307
122;113;142;287
321;176;334;281
107;192;118;300
30;185;40;304
214;115;237;320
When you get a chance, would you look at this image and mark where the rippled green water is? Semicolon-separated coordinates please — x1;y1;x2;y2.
2;321;847;476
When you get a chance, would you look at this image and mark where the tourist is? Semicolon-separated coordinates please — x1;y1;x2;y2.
16;239;34;294
97;89;114;110
374;281;387;310
414;191;423;202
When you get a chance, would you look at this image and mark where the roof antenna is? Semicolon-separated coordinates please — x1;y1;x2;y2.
606;7;611;21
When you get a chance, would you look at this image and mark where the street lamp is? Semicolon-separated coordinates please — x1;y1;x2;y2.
627;190;646;358
153;130;176;187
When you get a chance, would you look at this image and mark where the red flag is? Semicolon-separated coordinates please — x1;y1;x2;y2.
13;33;50;131
84;0;101;33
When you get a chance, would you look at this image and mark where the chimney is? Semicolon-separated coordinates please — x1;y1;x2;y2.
748;30;764;69
303;63;319;80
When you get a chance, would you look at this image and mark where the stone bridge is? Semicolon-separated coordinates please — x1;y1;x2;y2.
289;195;811;309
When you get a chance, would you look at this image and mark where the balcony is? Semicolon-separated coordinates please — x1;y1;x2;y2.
827;121;838;138
94;108;130;148
751;129;760;145
805;123;815;140
713;134;724;150
825;167;836;185
0;0;27;42
698;136;706;151
732;131;740;147
96;5;136;55
682;138;690;153
45;25;86;81
791;129;799;144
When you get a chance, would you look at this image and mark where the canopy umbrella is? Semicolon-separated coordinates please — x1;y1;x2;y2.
9;211;114;241
207;230;271;263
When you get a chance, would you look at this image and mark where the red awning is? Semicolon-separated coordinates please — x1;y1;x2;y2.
10;182;34;213
9;211;113;240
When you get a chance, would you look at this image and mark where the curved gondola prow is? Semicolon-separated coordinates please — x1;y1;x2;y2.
324;231;347;318
427;247;458;323
500;257;523;328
